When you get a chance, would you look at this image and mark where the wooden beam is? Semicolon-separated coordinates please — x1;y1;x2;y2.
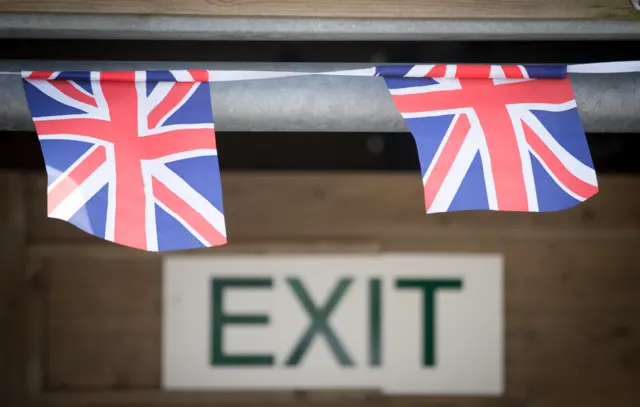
0;172;29;407
33;391;525;407
25;173;640;247
0;0;637;20
0;173;25;324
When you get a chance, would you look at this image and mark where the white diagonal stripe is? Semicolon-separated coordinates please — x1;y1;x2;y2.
151;163;227;237
141;160;158;252
48;161;110;222
428;127;480;213
390;78;461;96
528;148;588;202
507;107;539;212
153;149;218;166
490;65;505;78
155;83;200;128
143;123;215;137
422;113;460;185
46;144;102;193
154;198;210;248
26;79;105;119
170;70;195;82
521;111;597;186
406;65;436;77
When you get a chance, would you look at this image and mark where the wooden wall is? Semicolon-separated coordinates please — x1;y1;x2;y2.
1;170;640;407
0;0;638;20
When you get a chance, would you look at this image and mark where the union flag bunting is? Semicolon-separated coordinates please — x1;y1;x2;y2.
22;70;226;252
379;65;598;213
18;64;612;251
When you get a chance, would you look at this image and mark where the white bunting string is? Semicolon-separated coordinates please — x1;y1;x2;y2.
1;61;639;82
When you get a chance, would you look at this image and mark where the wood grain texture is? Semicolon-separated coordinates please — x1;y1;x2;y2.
25;173;640;246
37;240;640;405
10;172;640;406
34;393;529;407
0;0;637;20
0;172;26;317
0;172;28;407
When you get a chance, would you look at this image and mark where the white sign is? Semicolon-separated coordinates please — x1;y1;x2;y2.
162;254;503;395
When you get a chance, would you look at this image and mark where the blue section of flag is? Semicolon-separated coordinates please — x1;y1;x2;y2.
163;83;214;126
524;65;567;79
403;113;456;178
40;139;93;186
530;153;581;212
530;108;594;166
67;184;109;236
56;72;94;94
147;71;176;82
146;81;159;97
384;77;439;90
375;65;415;77
448;152;489;211
23;80;87;117
165;155;224;213
155;204;205;251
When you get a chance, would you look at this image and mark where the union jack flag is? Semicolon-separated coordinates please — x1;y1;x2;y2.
22;70;227;251
379;64;598;213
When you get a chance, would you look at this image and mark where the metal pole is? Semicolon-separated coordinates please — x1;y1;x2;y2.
1;13;640;41
0;62;638;133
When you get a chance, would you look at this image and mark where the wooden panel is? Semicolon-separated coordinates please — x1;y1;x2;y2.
25;173;640;245
35;393;528;407
39;240;640;403
19;171;640;406
35;393;532;407
44;258;161;390
0;0;637;20
0;172;26;316
0;172;28;407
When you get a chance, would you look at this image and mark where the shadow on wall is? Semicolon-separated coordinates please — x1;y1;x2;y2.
1;131;639;173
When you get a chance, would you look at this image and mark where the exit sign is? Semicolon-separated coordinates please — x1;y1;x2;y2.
162;254;503;395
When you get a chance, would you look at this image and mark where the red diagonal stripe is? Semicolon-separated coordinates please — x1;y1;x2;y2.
50;81;97;107
27;71;56;80
138;128;217;160
523;121;598;200
427;65;447;77
423;115;471;212
152;177;226;247
188;70;209;82
47;146;106;215
148;83;197;129
502;65;526;79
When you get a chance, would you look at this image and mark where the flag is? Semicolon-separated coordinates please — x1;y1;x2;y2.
378;64;598;213
22;70;227;252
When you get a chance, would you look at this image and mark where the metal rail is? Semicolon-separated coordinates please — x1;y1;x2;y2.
0;62;638;133
0;13;640;41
